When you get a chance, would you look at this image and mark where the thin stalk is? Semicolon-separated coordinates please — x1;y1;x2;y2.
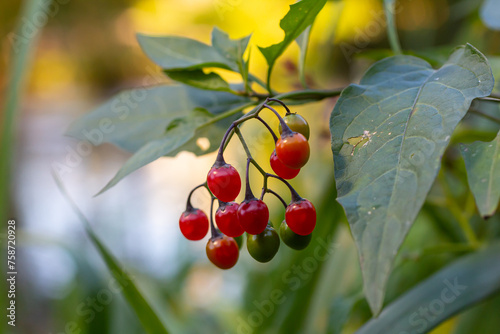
383;0;402;55
267;98;291;114
478;96;500;103
263;103;291;135
234;127;253;159
244;158;254;200
273;88;344;101
264;189;288;208
209;197;219;238
267;173;301;202
185;183;208;210
469;108;500;125
255;116;278;142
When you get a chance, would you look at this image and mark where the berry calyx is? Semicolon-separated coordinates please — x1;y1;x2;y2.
207;163;241;202
279;113;310;140
270;150;300;180
237;198;269;235
206;235;239;269
179;208;209;241
285;199;316;236
246;224;280;263
215;202;244;237
276;132;310;169
279;220;312;250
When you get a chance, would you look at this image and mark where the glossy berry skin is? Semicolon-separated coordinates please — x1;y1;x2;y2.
237;199;269;235
206;235;239;269
279;113;310;139
207;164;241;202
247;225;280;263
285;199;316;236
270;150;300;180
179;209;209;241
279;220;312;250
215;202;244;237
276;132;310;169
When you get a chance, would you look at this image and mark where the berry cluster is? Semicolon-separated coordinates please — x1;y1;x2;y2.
179;98;317;269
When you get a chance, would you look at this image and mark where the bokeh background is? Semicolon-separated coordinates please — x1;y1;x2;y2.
1;0;499;333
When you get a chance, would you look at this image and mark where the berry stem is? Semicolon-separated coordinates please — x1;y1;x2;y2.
186;183;209;210
216;123;236;164
256;116;278;143
244;158;255;200
234;127;253;160
263;103;292;136
263;189;288;209
266;173;302;202
209;196;220;239
267;98;291;114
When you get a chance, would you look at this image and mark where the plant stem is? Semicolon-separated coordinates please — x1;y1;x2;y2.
234;127;253;159
273;88;344;101
383;0;402;55
185;183;208;210
469;108;500;125
267;98;291;114
264;103;291;135
267;174;301;202
209;197;219;238
264;189;288;208
255;116;278;143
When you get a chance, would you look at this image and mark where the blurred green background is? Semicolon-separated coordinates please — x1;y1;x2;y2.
1;0;499;333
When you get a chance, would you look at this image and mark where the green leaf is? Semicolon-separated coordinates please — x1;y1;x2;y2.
52;172;171;334
480;0;500;30
211;27;251;66
453;293;500;334
137;33;235;71
327;294;362;334
460;131;500;218
355;243;500;334
97;108;219;195
165;69;232;92
66;85;251;153
330;44;494;315
258;0;327;84
296;25;312;88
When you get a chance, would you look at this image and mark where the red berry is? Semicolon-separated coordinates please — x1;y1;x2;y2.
270;150;300;180
237;199;269;235
285;199;316;236
207;164;241;202
276;132;310;169
215;202;244;237
206;235;239;269
179;208;209;241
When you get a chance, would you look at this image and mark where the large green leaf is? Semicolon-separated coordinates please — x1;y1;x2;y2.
66;85;251;153
165;69;232;92
53;173;171;334
96;107;240;195
480;0;500;30
137;33;235;71
330;44;494;315
258;0;327;84
460;131;500;218
211;27;250;68
355;243;500;334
